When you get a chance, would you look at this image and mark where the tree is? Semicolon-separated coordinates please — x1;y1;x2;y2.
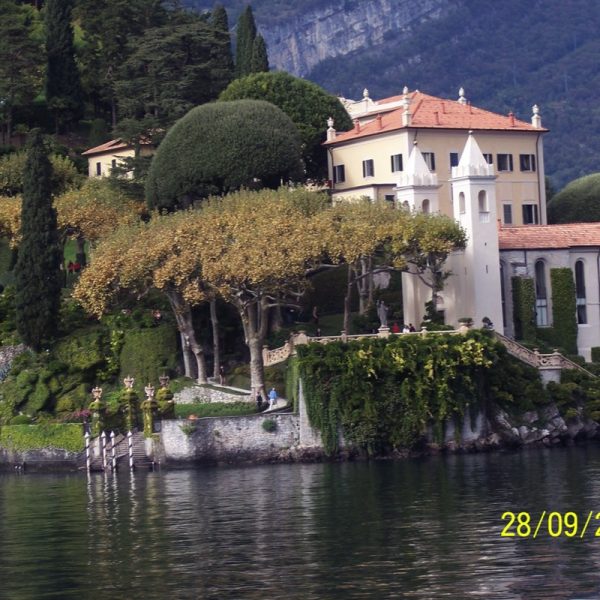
0;1;42;143
235;5;257;78
388;212;467;308
210;4;234;91
547;173;600;223
145;100;303;211
45;0;83;132
251;34;269;73
73;213;213;382
75;0;167;127
14;130;63;350
219;71;353;180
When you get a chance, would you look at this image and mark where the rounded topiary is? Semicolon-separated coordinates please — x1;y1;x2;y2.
145;100;303;211
219;72;353;180
548;173;600;223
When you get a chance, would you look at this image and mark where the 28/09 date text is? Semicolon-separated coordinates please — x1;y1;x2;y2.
501;511;600;538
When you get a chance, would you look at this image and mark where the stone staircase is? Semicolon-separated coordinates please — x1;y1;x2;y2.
86;431;153;472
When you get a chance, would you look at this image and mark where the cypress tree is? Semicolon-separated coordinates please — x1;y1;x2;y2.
210;4;234;93
250;34;269;73
45;0;83;132
235;5;257;78
15;130;63;351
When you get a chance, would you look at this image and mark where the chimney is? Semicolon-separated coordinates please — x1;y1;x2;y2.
531;104;542;128
353;118;361;133
326;116;336;142
458;87;467;105
376;114;383;129
402;95;411;126
508;112;515;126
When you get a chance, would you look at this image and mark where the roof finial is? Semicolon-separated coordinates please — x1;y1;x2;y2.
532;104;542;128
458;87;467;105
363;88;369;99
403;85;409;95
402;94;411;127
326;116;336;142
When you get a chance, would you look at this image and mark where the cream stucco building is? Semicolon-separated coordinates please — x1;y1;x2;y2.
326;87;600;359
82;138;154;178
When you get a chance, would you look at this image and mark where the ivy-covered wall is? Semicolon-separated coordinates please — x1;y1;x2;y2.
297;331;545;455
512;276;536;342
549;268;578;355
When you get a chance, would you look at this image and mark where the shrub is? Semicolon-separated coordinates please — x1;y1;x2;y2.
512;276;536;342
262;419;277;432
174;402;256;419
145;100;303;211
0;423;84;452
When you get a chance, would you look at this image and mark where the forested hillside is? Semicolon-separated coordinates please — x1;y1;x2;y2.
186;0;600;189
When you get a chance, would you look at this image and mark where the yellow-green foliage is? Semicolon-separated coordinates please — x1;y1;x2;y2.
53;327;108;373
0;423;84;452
298;331;545;454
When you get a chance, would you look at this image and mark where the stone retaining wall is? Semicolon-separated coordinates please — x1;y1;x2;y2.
174;383;252;405
0;447;82;472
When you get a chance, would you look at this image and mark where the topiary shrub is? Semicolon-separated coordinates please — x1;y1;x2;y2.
512;276;536;342
145;100;303;211
548;173;600;224
549;268;578;355
118;324;178;391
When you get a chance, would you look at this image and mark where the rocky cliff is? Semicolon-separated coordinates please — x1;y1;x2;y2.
262;0;448;77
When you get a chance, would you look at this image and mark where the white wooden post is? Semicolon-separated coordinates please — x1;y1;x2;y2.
101;431;107;471
110;431;117;472
128;431;134;471
84;431;91;472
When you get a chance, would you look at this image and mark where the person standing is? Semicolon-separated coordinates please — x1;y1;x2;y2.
268;387;277;409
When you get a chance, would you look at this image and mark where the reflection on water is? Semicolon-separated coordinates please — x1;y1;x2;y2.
2;447;600;599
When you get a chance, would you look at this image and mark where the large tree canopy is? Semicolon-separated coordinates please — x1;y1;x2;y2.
219;71;353;180
547;173;600;223
145;99;303;211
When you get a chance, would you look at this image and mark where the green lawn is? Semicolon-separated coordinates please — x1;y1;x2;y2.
174;401;257;419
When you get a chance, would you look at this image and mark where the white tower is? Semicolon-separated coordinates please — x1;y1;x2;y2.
395;142;440;213
449;132;503;330
398;143;442;327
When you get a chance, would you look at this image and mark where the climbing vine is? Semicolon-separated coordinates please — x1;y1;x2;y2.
549;268;578;355
512;276;536;342
297;331;544;455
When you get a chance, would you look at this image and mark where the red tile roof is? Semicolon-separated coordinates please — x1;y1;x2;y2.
82;137;152;156
499;223;600;250
327;91;547;145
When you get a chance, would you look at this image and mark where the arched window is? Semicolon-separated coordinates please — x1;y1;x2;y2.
478;190;489;222
535;260;548;326
422;199;430;214
459;192;465;214
575;260;587;324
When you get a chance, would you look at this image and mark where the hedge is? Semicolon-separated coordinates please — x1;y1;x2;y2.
512;276;536;342
0;423;84;452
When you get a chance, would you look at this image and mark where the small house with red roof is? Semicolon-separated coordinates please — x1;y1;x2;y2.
81;138;154;178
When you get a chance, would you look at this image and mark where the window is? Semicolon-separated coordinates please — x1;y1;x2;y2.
535;260;548;326
478;190;489;222
96;162;102;176
497;153;513;171
333;164;345;183
458;192;466;214
483;153;493;165
575;260;587;324
449;152;459;168
362;159;374;178
522;203;539;225
519;154;536;172
422;152;436;171
390;154;403;172
422;199;430;213
111;158;117;170
384;194;395;204
503;203;513;224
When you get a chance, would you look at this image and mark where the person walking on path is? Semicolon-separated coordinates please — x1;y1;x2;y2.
268;388;277;409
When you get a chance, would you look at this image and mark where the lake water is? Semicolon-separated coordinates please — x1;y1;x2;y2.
2;447;600;599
